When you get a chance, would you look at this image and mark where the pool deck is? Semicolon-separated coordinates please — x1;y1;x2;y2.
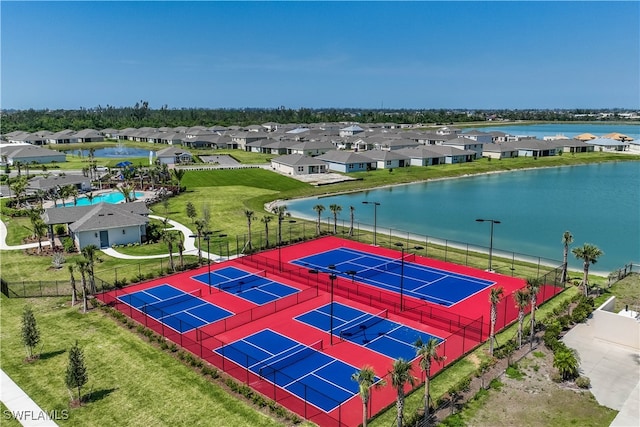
41;189;157;209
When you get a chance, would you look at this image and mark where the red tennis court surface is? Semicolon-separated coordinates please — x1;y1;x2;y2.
98;236;563;427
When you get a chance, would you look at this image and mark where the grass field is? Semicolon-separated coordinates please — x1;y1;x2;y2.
0;295;284;427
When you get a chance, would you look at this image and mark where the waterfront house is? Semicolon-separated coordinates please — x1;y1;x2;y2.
271;154;328;175
74;129;104;143
586;138;630;152
511;139;562;157
359;150;409;169
316;150;373;173
156;147;193;165
481;143;519;159
2;144;67;166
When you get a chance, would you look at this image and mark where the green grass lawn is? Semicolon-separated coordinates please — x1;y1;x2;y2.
0;296;283;427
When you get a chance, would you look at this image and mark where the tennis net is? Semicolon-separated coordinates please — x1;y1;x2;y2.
258;339;323;378
218;270;267;292
357;253;415;280
142;289;202;316
339;308;389;339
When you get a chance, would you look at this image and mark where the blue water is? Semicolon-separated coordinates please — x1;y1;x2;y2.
478;123;639;141
286;162;640;273
62;191;144;207
67;147;153;158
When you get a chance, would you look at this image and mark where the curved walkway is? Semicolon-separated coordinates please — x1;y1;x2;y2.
0;215;228;262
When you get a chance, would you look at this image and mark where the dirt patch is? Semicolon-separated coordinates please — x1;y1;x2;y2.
460;347;617;427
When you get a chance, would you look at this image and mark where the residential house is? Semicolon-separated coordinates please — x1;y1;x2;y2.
360;150;409;169
511;139;562;157
156;147;193;165
47;130;78;144
559;139;596;154
481;143;519;160
271;154;328;175
28;174;91;193
287;140;335;156
441;136;486;159
74;129;104;142
316;150;373;173
586;138;630;152
339;125;365;137
396;147;446;166
42;202;149;250
1;145;67;166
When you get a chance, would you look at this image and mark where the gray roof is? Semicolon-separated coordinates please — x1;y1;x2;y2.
316;150;373;164
271;154;328;167
156;146;192;157
28;174;88;191
44;202;149;231
2;145;67;160
359;150;410;161
482;143;519;153
442;136;486;146
585;138;629;147
289;140;335;150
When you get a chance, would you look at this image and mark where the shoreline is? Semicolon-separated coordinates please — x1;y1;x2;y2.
270;160;639;277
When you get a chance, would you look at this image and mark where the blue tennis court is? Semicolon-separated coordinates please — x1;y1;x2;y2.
216;329;364;412
293;247;494;306
193;266;300;305
118;284;233;332
295;302;443;361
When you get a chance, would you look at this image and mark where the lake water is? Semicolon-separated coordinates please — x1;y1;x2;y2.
478;123;639;141
286;162;640;274
66;147;153;158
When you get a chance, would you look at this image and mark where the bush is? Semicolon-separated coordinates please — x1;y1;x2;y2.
62;237;76;253
575;376;591;389
550;371;563;383
54;224;66;235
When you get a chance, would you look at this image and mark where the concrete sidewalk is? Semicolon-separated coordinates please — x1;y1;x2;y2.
562;321;640;426
0;370;59;426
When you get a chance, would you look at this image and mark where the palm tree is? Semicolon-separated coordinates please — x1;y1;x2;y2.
526;277;541;350
390;358;416;427
171;168;186;194
175;231;185;270
85;192;95;205
163;229;177;272
76;258;90;313
561;231;574;284
329;204;342;234
572;243;604;296
513;288;529;349
312;204;325;236
117;183;134;203
554;347;580;381
488;286;504;356
261;215;272;247
68;264;78;306
66;185;79;206
33;219;48;254
194;219;206;265
348;205;355;237
351;366;385;427
271;205;290;245
242;209;256;253
81;244;99;294
10;177;27;208
415;337;446;425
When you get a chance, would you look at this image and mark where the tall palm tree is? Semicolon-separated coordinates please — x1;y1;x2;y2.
351;366;385;427
348;205;355;237
194;219;206;265
163;229;177;272
66;185;79;206
33;219;48;254
117;183;134;203
390;358;416;427
68;264;78;306
261;215;272;247
488;286;504;356
85;192;95;205
171;168;186;194
242;209;256;253
175;231;185;270
513;288;529;349
526;277;541;350
561;231;574;284
415;337;446;425
572;243;604;296
81;244;99;294
329;204;342;234
76;258;90;313
312;204;325;236
271;205;290;245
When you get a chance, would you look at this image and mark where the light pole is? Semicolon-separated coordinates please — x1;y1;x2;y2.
203;234;212;293
328;264;336;346
476;219;500;272
362;201;380;246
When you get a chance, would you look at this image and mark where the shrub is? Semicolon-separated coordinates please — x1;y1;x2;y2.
550;371;563;383
54;224;66;235
576;376;591;389
62;237;76;253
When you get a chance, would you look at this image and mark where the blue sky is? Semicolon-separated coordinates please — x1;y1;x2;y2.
2;1;639;110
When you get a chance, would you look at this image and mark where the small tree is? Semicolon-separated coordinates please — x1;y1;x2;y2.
65;341;88;405
186;202;197;224
527;277;542;350
514;288;529;349
261;215;272;247
21;306;40;360
561;231;574;284
390;358;416;427
553;347;580;381
572;243;604;296
348;205;355;237
329;204;342;234
242;209;256;253
415;337;446;425
313;204;325;236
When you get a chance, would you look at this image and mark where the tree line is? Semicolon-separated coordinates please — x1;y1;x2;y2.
2;103;631;133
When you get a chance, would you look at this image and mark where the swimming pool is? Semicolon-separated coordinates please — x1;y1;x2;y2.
62;191;144;207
